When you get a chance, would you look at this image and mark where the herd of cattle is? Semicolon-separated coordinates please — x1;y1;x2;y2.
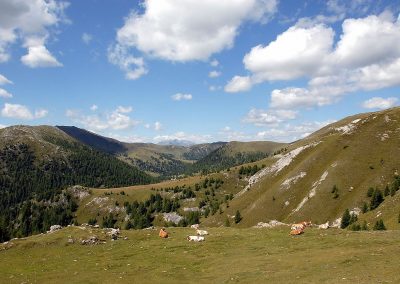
158;221;314;240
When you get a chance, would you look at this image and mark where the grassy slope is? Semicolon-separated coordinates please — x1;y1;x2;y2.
204;107;400;227
1;227;400;283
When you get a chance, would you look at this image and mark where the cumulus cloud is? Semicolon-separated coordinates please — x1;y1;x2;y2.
66;106;139;131
0;74;13;85
116;105;133;113
90;104;98;111
108;43;147;80
0;88;12;98
228;13;400;114
0;0;68;67
113;0;277;63
243;24;334;82
82;33;92;45
21;45;62;68
362;97;398;110
225;76;252;93
171;93;192;101
256;120;335;142
209;70;221;78
210;59;219;67
109;0;277;78
1;103;48;120
242;108;297;126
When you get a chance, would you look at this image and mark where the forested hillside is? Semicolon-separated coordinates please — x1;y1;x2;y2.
0;126;152;241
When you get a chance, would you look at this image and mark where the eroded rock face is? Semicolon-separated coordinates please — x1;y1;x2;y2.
49;225;62;233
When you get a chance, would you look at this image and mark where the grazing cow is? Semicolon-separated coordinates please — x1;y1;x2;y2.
196;229;209;236
159;228;168;238
291;223;305;231
290;229;304;236
187;235;205;242
190;224;200;229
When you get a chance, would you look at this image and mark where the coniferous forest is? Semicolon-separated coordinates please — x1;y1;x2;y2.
0;138;153;242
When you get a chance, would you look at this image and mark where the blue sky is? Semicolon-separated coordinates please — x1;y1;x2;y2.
0;0;399;143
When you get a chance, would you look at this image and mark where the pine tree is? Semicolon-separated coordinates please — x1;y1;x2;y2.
225;218;231;227
384;185;390;196
367;187;374;197
370;189;384;210
341;209;351;229
373;219;386;230
362;202;369;213
234;210;242;224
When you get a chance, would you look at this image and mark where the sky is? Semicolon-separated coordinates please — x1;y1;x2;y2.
0;0;399;144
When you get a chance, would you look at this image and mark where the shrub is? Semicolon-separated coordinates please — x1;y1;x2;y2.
367;187;374;197
350;224;361;231
88;218;97;226
234;210;242;224
361;220;368;231
225;218;231;227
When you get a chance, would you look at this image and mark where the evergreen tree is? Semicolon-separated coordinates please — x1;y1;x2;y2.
384;185;390;196
373;219;386;230
234;210;242;224
362;202;369;213
370;189;384;210
341;209;351;229
225;218;231;227
367;187;374;197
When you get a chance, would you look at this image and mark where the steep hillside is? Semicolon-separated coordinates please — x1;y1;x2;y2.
0;126;152;241
56;126;126;154
203;107;400;229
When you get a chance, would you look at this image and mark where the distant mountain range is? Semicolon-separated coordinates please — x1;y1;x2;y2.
55;125;285;177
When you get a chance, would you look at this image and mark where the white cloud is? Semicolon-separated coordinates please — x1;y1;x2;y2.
21;45;62;68
154;121;162;131
90;104;98;111
66;106;139;131
153;131;212;144
0;124;6;129
0;0;68;66
332;14;400;69
362;97;398;110
224;76;252;93
172;93;192;101
229;14;400;113
210;59;219;67
256;120;335;142
0;74;12;85
243;24;334;82
116;105;133;113
209;70;221;78
82;33;93;44
108;43;147;80
113;0;277;63
1;103;48;120
242;108;297;126
0;88;13;98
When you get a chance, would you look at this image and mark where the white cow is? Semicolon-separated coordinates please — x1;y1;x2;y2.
190;224;200;229
187;235;205;242
196;229;209;236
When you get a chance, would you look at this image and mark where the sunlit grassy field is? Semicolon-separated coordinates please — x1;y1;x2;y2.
1;226;399;283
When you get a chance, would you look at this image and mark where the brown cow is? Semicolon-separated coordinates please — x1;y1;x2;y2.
159;228;168;238
290;229;304;236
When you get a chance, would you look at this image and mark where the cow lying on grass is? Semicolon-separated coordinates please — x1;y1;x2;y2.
187;235;205;242
196;229;209;236
290;221;312;235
